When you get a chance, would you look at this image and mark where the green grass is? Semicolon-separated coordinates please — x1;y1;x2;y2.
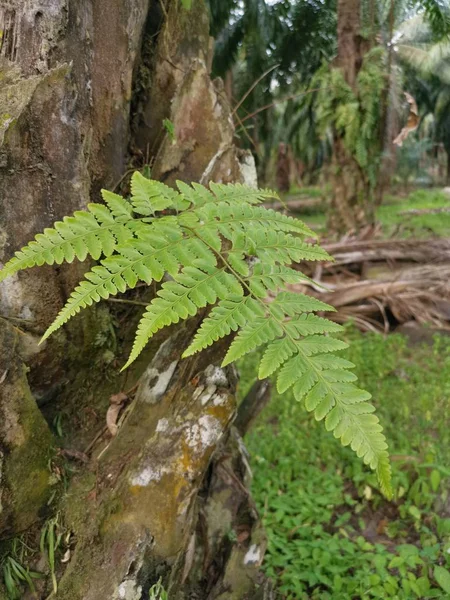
290;187;450;238
239;329;450;599
377;189;450;239
288;185;328;199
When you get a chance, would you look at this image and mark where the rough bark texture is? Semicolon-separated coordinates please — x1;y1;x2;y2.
0;320;53;536
330;0;374;235
0;0;152;541
0;1;268;598
329;138;371;234
336;0;362;89
234;380;272;437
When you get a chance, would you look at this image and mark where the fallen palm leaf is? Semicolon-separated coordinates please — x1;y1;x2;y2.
292;238;450;332
393;92;419;147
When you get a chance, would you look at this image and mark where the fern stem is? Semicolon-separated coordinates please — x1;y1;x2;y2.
106;298;149;307
189;229;328;384
190;228;390;490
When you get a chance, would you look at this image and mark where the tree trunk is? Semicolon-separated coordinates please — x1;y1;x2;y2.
375;0;396;206
234;380;272;437
446;147;450;186
329;0;374;235
0;1;269;598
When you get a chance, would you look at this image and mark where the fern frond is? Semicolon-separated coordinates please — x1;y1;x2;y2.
0;174;391;498
273;340;391;496
222;318;283;366
131;172;188;214
0;202;135;283
209;182;279;204
248;264;316;295
258;337;297;379
183;296;264;357
192;203;316;238
175;181;278;208
101;190;133;219
231;229;332;264
124;263;243;369
282;314;343;336
270;291;336;315
275;353;308;393
41;231;215;341
296;335;349;356
176;181;216;206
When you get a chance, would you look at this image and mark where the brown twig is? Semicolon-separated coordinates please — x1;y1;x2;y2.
233;109;258;151
106;298;149;307
239;86;333;124
232;64;279;116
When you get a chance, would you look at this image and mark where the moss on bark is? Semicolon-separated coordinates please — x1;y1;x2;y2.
0;320;53;536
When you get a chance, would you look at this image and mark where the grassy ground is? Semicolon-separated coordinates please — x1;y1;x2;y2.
239;328;450;599
297;188;450;239
379;190;450;239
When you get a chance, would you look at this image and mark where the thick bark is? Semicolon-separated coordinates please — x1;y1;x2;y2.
329;138;372;234
0;1;268;598
330;0;374;235
0;320;53;536
446;148;450;186
336;0;362;89
234;380;272;437
0;0;151;540
376;0;396;206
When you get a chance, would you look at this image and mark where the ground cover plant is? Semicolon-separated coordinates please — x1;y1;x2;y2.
240;330;450;599
292;188;450;239
378;189;450;239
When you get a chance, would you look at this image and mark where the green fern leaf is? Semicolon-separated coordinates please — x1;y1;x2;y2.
276;353;309;393
101;190;133;219
183;296;263;357
209;182;279;205
222;317;283;366
311;354;355;370
304;381;328;412
0;173;392;498
283;314;344;336
0;203;135;283
125;264;242;369
41;231;212;341
232;229;332;264
297;335;348;356
131;172;187;214
259;337;297;379
248;264;316;294
292;370;319;402
176;181;215;206
193;203;316;238
270;291;335;315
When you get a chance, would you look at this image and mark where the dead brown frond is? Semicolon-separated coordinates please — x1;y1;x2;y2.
293;238;450;332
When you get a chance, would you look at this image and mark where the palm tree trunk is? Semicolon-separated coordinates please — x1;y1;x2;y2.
0;1;269;597
329;0;374;235
446;150;450;186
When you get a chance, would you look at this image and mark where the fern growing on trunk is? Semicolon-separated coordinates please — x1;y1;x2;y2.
0;172;392;497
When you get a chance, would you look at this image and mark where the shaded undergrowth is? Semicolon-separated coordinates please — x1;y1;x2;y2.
239;329;450;599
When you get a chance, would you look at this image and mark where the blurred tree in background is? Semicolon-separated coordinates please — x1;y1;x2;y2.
207;0;450;230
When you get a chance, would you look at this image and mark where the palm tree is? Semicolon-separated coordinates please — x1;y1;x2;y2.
207;0;336;183
396;13;450;182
